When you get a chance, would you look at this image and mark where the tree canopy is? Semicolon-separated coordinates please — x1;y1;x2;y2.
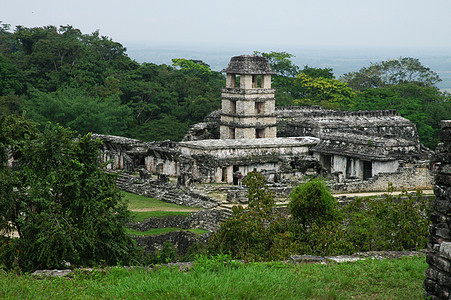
0;23;224;141
341;57;441;91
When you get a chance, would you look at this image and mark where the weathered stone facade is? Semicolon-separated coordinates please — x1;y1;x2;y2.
220;55;277;139
182;104;433;192
424;120;451;299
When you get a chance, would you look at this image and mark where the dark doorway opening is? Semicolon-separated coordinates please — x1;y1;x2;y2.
363;161;372;180
321;154;332;174
346;157;352;178
233;166;239;185
222;167;228;182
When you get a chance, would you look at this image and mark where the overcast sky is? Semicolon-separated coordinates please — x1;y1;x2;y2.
2;0;451;49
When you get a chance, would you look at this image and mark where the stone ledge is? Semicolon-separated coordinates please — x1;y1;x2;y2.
180;137;319;150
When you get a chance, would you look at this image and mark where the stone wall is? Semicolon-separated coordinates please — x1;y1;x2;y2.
134;231;210;256
128;208;232;232
424;120;451;299
331;159;433;193
116;172;219;209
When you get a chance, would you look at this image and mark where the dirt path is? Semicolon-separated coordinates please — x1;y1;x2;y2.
333;190;434;198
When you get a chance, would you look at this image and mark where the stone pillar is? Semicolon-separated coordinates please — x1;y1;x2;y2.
424;120;451;299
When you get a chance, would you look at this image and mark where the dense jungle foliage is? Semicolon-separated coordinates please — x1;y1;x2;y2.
208;174;432;262
1;23;450;148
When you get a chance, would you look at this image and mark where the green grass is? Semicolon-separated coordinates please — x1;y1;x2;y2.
122;192;200;211
127;228;209;236
0;256;427;299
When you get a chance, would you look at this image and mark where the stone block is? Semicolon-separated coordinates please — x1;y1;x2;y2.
427;254;451;273
430;212;448;224
436;142;451;154
434;153;451;164
289;255;327;263
423;278;437;293
434;200;451;214
423;292;438;300
434;185;447;198
440;242;451;261
436;287;450;299
438;272;451;288
425;267;440;280
440;127;451;141
436;228;451;239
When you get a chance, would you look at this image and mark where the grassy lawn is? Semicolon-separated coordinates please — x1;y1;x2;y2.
0;256;427;299
123;192;204;233
123;192;199;211
127;228;209;236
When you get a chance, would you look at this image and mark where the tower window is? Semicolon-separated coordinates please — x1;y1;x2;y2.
229;74;236;88
252;75;263;88
230;100;236;114
256;128;265;138
229;128;235;139
255;102;265;115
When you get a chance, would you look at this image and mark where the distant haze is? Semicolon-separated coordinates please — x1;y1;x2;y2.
3;0;451;48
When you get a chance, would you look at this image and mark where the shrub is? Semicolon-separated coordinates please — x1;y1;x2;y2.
289;178;339;227
208;171;291;261
344;189;432;251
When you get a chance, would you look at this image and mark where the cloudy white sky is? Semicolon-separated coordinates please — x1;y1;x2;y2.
2;0;451;49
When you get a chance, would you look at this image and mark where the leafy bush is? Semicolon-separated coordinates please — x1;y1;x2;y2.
288;179;355;255
208;175;432;261
208;171;292;261
289;178;339;227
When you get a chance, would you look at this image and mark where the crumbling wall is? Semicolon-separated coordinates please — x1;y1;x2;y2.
128;208;232;233
331;160;433;193
134;231;210;256
424;120;451;299
116;172;219;209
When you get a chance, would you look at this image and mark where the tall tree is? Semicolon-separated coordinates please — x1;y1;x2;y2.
0;115;138;271
292;73;356;109
341;57;441;91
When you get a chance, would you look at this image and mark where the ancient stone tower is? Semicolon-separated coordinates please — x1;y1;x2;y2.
220;55;277;139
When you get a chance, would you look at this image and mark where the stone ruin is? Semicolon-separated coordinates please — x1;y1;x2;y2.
424;120;451;299
91;54;437;258
94;55;433;199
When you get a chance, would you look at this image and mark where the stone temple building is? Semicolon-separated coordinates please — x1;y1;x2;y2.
95;55;433;193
